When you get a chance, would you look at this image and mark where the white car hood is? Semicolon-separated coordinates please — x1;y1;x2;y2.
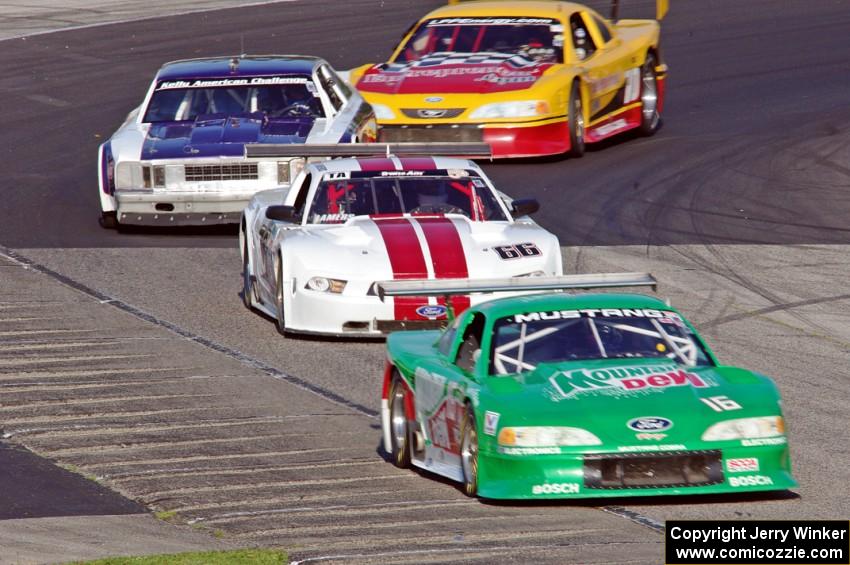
284;215;558;281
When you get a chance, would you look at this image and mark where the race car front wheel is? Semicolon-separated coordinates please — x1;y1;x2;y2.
388;373;411;468
460;404;479;497
99;211;118;230
639;52;661;135
567;81;585;158
241;235;254;310
274;259;286;335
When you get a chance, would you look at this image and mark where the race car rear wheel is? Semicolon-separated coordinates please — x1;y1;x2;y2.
460;404;479;497
241;236;254;310
639;52;661;135
388;373;411;468
274;258;286;335
567;81;585;158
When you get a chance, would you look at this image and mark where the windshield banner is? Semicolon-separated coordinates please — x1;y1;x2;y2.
156;76;311;90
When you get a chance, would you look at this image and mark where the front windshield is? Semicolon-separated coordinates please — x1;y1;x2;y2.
491;308;711;375
143;77;324;122
395;17;564;64
308;172;508;224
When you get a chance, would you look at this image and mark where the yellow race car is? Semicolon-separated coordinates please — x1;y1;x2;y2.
348;1;668;158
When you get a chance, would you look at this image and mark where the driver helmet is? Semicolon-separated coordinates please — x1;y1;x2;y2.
281;84;310;105
417;180;450;208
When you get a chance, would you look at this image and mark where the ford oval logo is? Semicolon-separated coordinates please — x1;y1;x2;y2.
627;417;673;432
425;96;443;103
416;304;447;319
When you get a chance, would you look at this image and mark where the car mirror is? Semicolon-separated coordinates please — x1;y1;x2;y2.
266;205;299;222
510;198;540;218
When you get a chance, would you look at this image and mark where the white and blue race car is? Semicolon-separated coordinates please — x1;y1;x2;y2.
97;55;376;228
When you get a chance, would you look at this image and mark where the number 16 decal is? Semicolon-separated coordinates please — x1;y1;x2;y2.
494;242;541;260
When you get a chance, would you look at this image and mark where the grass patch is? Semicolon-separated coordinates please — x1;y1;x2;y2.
153;510;178;523
73;548;287;565
58;462;100;483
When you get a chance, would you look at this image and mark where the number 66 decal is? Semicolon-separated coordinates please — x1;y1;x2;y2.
494;242;541;260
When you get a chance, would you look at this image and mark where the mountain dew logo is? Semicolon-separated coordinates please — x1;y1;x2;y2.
549;365;714;400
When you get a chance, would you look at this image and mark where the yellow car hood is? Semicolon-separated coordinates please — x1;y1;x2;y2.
355;54;557;96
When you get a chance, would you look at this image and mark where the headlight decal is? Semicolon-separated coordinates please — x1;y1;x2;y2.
371;103;396;120
305;277;347;294
702;416;785;441
498;426;601;447
469;100;550;120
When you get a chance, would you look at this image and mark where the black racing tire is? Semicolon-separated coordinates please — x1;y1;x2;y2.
459;403;479;497
99;211;118;230
567;81;585;158
639;52;662;136
388;373;412;468
274;257;286;336
241;234;254;310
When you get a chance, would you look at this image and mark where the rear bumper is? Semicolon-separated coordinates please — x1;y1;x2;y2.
476;442;796;500
115;189;255;226
378;119;571;158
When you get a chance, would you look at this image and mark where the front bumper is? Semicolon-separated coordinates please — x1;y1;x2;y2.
476;442;796;500
115;189;256;226
284;284;525;336
285;286;446;336
378;118;570;159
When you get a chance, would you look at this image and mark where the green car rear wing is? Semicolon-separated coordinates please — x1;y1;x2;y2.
376;272;656;319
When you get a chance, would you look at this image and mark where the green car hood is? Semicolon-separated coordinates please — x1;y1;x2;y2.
482;359;781;446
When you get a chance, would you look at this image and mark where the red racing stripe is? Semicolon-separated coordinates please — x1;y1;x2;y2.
373;218;428;320
415;217;471;314
397;157;436;171
357;157;396;172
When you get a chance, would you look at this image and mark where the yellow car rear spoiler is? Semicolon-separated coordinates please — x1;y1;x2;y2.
447;0;669;21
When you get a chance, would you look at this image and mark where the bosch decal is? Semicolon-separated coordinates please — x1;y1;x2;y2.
729;475;774;487
532;482;580;495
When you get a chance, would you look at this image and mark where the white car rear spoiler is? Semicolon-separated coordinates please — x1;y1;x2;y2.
376;272;657;300
245;142;492;159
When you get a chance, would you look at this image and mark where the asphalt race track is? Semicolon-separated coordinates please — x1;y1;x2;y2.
1;0;849;563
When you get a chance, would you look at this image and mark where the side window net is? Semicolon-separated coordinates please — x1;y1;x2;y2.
570;13;597;60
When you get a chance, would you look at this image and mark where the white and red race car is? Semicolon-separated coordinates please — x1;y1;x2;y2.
239;145;562;336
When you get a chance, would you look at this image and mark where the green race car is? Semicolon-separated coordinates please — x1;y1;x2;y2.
377;274;796;499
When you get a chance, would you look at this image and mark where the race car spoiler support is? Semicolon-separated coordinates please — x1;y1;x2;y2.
376;272;657;319
245;142;492;159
